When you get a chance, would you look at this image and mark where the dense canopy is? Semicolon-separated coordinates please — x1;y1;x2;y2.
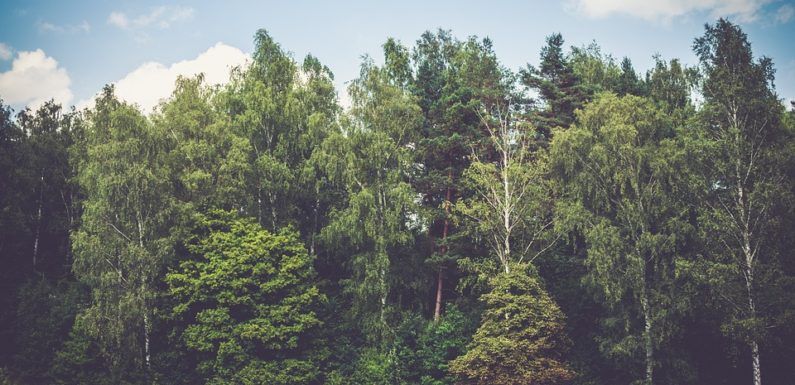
1;19;794;385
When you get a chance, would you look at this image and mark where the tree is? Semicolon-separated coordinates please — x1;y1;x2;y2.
690;19;792;385
616;57;645;97
452;81;573;385
225;29;300;231
645;56;697;117
521;33;587;138
72;85;174;379
408;31;507;320
155;74;250;214
448;265;573;385
551;93;689;385
319;58;423;345
568;42;622;95
456;100;558;275
166;211;323;384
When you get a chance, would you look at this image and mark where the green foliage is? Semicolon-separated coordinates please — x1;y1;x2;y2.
521;33;588;137
50;317;121;385
568;42;622;95
12;280;83;384
166;211;324;384
551;92;692;384
72;85;175;377
2;22;795;385
685;18;795;384
416;306;472;385
319;58;422;344
449;266;573;385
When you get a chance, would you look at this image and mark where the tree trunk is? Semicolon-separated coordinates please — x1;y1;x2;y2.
744;243;761;385
310;184;320;256
434;181;453;321
502;147;511;272
143;309;151;372
32;172;44;269
641;289;654;385
737;165;761;385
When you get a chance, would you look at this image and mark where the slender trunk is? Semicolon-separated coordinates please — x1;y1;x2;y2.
143;309;151;372
434;179;453;321
136;212;151;374
744;237;761;385
257;187;263;225
736;159;761;385
32;172;44;269
502;148;511;272
750;338;761;385
269;192;277;230
310;185;320;256
641;289;653;385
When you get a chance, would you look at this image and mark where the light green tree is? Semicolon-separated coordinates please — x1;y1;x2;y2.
320;58;423;345
72;85;174;379
551;92;690;385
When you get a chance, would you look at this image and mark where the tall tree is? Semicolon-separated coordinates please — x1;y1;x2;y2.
320;58;423;345
72;85;174;380
452;84;572;385
551;93;689;385
226;29;300;231
409;31;506;320
456;100;558;275
691;19;791;385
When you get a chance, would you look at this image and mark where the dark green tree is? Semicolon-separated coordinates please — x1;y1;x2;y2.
166;211;324;384
521;33;587;138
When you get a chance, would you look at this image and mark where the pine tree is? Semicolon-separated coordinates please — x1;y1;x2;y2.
449;266;573;385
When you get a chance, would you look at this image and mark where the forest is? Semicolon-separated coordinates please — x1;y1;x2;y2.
0;17;794;385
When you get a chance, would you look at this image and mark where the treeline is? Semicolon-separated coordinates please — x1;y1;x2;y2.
1;18;794;385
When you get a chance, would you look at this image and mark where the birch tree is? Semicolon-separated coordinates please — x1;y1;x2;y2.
456;100;558;275
320;58;422;345
551;92;688;385
691;19;791;385
72;86;174;380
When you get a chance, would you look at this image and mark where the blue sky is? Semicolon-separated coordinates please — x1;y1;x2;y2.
1;0;794;113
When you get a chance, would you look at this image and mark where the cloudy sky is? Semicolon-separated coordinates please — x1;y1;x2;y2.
1;0;793;114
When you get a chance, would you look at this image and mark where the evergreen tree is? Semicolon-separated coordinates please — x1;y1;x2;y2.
449;266;573;385
521;33;587;138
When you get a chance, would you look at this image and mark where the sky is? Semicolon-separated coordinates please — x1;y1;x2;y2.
1;0;794;114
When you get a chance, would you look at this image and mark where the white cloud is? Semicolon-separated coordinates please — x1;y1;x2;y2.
775;4;794;23
566;0;774;23
80;43;248;113
107;6;195;30
108;12;128;28
36;19;91;34
0;49;72;109
0;43;11;61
